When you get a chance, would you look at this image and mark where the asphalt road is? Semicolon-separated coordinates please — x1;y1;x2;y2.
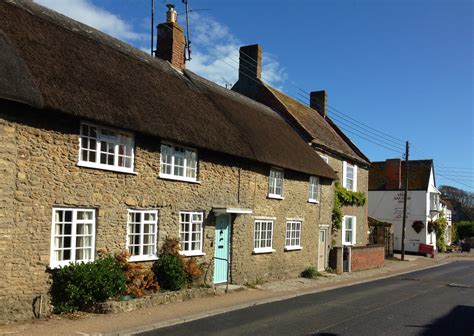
138;261;474;336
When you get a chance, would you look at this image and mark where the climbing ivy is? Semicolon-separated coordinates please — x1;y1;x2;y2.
331;182;366;233
433;214;448;252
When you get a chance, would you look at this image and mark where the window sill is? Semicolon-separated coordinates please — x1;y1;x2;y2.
128;255;158;262
179;251;206;257
159;174;201;184
49;259;94;269
308;199;319;204
284;246;303;251
267;194;284;200
253;248;275;254
342;242;355;246
77;161;137;175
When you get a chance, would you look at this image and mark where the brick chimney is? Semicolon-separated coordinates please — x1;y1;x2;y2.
239;44;262;81
155;4;185;69
385;159;402;189
310;91;328;118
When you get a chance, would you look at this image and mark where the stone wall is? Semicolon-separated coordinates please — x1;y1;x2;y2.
0;102;331;323
351;245;385;271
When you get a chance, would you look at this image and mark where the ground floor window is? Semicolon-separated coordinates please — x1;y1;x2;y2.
254;220;274;253
127;210;158;261
342;216;356;245
285;220;302;249
50;208;95;268
179;211;204;256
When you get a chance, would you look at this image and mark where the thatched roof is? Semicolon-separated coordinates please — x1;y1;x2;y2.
369;160;434;191
0;0;336;179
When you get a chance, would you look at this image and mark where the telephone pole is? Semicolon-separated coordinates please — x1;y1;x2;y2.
401;141;409;261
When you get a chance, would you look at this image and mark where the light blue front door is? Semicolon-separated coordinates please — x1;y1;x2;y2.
213;215;230;284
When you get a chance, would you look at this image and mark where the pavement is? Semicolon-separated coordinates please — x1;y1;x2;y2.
0;252;473;336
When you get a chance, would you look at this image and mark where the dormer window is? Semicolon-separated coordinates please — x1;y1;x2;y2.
268;168;284;199
343;161;357;192
160;143;198;182
78;123;134;173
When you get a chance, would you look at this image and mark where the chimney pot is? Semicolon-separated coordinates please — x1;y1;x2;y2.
310;91;328;118
166;4;178;23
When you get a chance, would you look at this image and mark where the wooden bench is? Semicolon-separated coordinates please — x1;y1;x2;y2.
418;243;435;258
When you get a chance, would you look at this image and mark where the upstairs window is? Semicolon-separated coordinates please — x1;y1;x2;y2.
343;161;357;192
430;193;440;211
127;210;158;261
79;123;134;173
268;168;284;199
308;176;320;203
160;143;198;182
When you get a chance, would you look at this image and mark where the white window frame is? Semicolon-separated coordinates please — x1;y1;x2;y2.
268;168;284;199
342;215;357;246
342;161;358;192
308;176;320;203
160;142;198;183
78;122;135;174
253;219;275;253
285;220;302;250
50;207;96;268
320;154;329;163
126;210;159;262
179;211;205;256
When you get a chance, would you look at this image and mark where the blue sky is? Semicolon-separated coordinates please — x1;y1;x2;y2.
35;0;473;191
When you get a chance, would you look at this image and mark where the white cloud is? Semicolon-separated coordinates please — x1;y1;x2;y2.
33;1;287;88
34;0;146;42
186;13;287;88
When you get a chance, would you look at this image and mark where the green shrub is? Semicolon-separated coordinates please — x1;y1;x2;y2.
332;182;366;232
456;221;474;239
51;255;126;313
153;254;187;291
301;267;321;279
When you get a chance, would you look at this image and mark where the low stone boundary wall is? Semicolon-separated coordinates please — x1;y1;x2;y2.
88;287;217;314
351;245;385;271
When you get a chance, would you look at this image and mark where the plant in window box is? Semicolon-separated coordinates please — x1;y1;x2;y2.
412;221;424;234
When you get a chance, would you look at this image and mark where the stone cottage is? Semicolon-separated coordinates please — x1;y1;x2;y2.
0;1;337;322
232;45;371;271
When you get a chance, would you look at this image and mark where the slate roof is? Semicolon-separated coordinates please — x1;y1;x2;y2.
0;0;336;179
369;160;434;191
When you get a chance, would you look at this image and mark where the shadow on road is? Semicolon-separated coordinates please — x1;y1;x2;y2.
408;305;474;336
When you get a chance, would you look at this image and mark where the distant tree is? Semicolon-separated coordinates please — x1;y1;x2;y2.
439;185;474;221
456;221;474;239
